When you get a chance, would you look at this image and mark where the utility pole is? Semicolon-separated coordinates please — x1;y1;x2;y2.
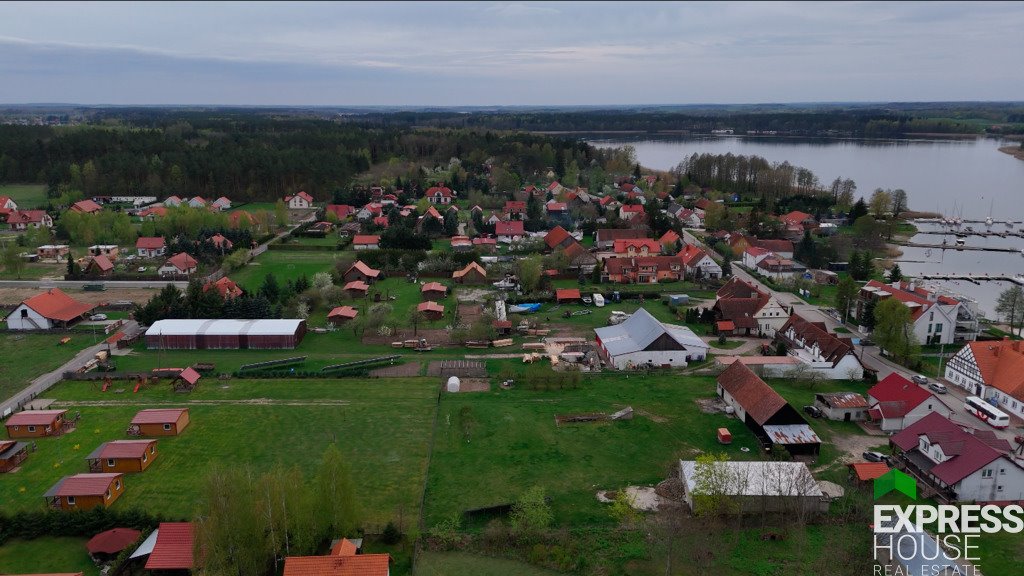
936;341;945;379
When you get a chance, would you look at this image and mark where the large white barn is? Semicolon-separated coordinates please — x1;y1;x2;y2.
594;308;708;369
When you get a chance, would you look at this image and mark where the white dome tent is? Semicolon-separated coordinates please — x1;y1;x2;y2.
446;376;460;393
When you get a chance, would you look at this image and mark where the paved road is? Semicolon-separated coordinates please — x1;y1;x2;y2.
0;321;140;418
0;279;189;289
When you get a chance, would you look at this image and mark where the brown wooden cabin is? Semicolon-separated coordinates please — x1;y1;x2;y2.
129;408;190;436
87;440;158;473
5;409;68;439
0;440;29;472
44;473;125;510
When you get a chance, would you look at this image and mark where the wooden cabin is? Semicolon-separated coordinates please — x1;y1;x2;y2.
5;409;67;439
86;440;158;473
129;408;190;436
452;262;487;285
420;282;448;301
327;306;358;326
0;440;29;472
44;473;125;511
417;301;444;321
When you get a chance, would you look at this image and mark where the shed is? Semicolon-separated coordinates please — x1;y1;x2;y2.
130;408;190;436
848;462;890;483
343;261;381;284
327;306;358;325
417;301;445;321
717;428;732;444
815;392;869;421
174;367;201;391
344;280;370;297
594;308;708;369
555;288;582;303
145;319;306;349
86;440;158;473
446;376;460;393
5;409;67;439
421;282;448;301
678;460;827;515
44;473;125;511
0;440;29;472
452;262;488;284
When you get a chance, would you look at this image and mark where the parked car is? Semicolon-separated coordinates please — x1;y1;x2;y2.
859;338;876;347
928;382;948;394
863;451;889;463
911;375;929;386
89;314;108;321
803;405;823;418
137;266;147;273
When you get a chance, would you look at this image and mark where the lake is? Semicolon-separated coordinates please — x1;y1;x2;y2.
589;135;1024;317
588;135;1024;219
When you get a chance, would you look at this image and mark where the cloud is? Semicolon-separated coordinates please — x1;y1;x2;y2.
485;3;561;18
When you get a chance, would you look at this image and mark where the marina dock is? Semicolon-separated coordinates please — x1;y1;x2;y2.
911;273;1024;286
897;241;1022;254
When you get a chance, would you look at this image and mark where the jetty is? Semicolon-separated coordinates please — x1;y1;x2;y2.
897;241;1021;254
913;230;1024;239
911;273;1024;286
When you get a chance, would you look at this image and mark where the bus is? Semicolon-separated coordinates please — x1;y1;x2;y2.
964;396;1010;429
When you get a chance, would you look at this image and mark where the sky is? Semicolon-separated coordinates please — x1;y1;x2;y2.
0;1;1022;106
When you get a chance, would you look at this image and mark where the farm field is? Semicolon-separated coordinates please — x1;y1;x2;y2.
0;537;99;576
0;378;439;529
551;278;718;299
0;333;94;402
232;249;343;290
0;183;48;208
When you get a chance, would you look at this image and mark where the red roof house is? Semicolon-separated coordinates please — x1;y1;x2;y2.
204;276;243;299
866;374;952;432
70;199;103;214
495;220;525;239
327;306;358;325
325;204;354;220
5;409;68;439
6;289;95;330
613;238;662;256
426;184;454;204
135;236;166;257
159;252;198;277
353;235;380;250
555;288;582;303
44;473;125;510
417;301;445;320
283;554;391;576
421;282;448;301
130;408;190;436
342;261;381;284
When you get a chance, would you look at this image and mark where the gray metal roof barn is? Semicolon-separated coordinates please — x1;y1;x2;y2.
144;319;306;350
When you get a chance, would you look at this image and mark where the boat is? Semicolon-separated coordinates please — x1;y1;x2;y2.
509;303;542;314
955;238;966;246
593;294;605;307
493;279;517;290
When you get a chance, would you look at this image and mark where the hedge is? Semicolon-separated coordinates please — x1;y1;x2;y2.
0;508;166;545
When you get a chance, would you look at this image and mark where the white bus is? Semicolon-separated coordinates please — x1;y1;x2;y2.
964;396;1010;429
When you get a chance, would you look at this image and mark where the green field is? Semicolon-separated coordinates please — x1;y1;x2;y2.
417;552;561;575
0;259;67;280
0;333;94;402
0;183;48;208
233;249;343;290
552;278;718;299
0;378;438;529
0;537;99;576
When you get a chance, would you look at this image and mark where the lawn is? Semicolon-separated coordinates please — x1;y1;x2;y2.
0;537;99;576
0;378;439;530
0;183;48;208
0;333;94;402
282;235;343;248
552;278;718;299
0;259;67;280
233;249;343;291
417;552;562;575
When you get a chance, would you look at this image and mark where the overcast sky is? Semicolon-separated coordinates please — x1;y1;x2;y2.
1;1;1021;106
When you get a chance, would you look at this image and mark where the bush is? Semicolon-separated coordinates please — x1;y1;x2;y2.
381;521;402;545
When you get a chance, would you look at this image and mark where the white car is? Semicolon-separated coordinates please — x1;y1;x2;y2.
89;314;108;321
137;266;147;273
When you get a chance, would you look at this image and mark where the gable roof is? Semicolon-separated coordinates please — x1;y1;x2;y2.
86;440;155;461
659;230;681;245
352;235;380;246
556;288;581;300
7;209;50;225
131;408;188;425
779;210;813;226
135;237;165;250
453;261;487;279
421;282;447;294
88;255;114;272
891;412;1013;485
962;339;1024;400
44;473;122;498
544;226;572;250
713;297;765;330
602;255;684;275
71;199;103;213
286;191;314;203
594;308;705;357
778;313;857;367
325;204;354;219
5;409;66;426
283;554;391;576
866;373;937;418
327;306;358;320
164;252;197;272
417;301;444;314
849;462;891;481
861;280;958;320
679;244;711;267
753;239;795;253
346;261;381;279
613;238;661;253
717;277;767;300
204;276;243;299
145;522;194;570
716;360;788;426
495;220;525;236
13;289;95;322
343;280;369;292
426;185;453;198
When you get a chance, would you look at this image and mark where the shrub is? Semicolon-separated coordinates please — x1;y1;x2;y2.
381;521;402;545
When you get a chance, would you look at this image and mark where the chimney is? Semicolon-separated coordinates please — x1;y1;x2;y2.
891;281;901;290
1013;340;1022;353
908;281;916;292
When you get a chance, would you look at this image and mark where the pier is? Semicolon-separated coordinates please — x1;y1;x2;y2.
897;241;1022;254
911;273;1024;286
914;230;1024;239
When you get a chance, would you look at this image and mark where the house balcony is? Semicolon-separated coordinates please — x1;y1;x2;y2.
891;451;957;504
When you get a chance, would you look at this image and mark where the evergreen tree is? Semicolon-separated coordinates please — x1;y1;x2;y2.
888;264;903;283
849;197;869;222
721;258;732;278
259;273;281;303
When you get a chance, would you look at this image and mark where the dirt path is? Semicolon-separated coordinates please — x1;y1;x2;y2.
814;432;886;472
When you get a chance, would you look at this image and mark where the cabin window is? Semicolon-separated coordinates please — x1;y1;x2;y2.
67;496;76;505
20;309;27;318
107;459;115;467
27;426;35;433
142;453;147;462
105;490;111;499
115;480;121;490
163;423;172;431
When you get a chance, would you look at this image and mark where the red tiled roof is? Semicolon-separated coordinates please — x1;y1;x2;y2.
546;181;562;191
679;244;710;267
867;374;933;415
493;320;513;329
891;412;1012;486
453;261;487;279
602;255;684;275
7;209;49;225
753;239;794;253
744;246;771;257
716;320;736;331
353;235;379;245
373;216;389;227
146;522;194;570
5;409;66;427
89;255;114;272
613;238;661;254
135;237;165;249
472;237;496;245
964;339;1024;400
556;288;581;301
779;211;813;226
283;554;390;576
417;301;444;314
620;204;644;213
16;289;95;322
343;280;369;292
204;276;243;299
71;199;103;213
848;462;890;481
421;282;447;294
717;277;767;300
426;185;453;198
717;361;787;426
131;408;187;425
495;220;525;236
546;202;568;211
659;230;680;244
325;204;354;219
165;252;197;272
208;234;232;248
544;226;571;250
347;261;381;278
86;527;142;555
504;200;526;211
331;538;358;556
49;473;122;497
862;280;958;320
328;306;358;320
91;440;155;460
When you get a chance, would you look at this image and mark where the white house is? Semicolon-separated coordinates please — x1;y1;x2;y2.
891;412;1024;502
6;210;52;230
425;185;454;205
187;196;207;208
211;197;231;211
352;235;380;250
775;313;864;380
594;308;708;369
158;252;198;277
0;195;18;210
679;245;722;279
163;196;182;207
856;280;978;345
742;246;773;269
944;338;1024;420
867;374;952;433
135;237;167;258
285;191;314;209
5;288;95;330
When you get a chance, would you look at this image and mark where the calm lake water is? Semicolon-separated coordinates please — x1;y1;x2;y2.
589;135;1024;317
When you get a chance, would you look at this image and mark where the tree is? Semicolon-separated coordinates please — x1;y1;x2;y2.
509;486;553;539
316;444;360;538
691;453;739;517
517;256;542;293
849;197;868;222
2;243;25;279
721;258;732;278
890;189;908;218
873;297;920;365
995;285;1024;337
274;200;289;228
869;189;892;219
259;273;281;303
887;264;903;283
860;298;877;330
834;276;858;323
703;202;727;231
